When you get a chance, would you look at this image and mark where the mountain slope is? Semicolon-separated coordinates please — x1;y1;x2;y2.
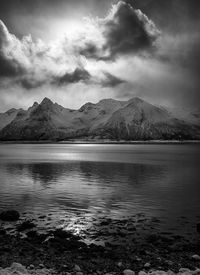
0;108;20;130
0;97;199;141
93;98;199;140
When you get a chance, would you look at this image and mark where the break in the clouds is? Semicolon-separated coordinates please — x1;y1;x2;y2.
0;1;159;87
0;0;199;111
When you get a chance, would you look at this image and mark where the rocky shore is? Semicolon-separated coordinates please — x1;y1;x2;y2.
0;210;200;275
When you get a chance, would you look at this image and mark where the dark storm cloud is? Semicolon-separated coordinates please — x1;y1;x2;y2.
0;56;23;77
80;1;160;60
102;1;159;58
124;0;200;31
53;68;91;86
18;78;46;90
101;72;125;87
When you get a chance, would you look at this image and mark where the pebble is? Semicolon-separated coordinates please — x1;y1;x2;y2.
123;269;135;275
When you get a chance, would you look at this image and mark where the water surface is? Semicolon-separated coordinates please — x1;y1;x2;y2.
0;144;199;236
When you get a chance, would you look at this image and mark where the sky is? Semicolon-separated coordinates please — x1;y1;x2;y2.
0;0;200;111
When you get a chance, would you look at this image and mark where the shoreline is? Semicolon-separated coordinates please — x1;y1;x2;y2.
0;140;200;145
0;212;200;274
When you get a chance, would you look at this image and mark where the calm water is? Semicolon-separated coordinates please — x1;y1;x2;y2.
0;144;200;234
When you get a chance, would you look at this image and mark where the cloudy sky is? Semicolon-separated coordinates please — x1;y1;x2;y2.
0;0;199;111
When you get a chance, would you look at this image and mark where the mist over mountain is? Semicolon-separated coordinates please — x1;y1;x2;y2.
0;97;199;141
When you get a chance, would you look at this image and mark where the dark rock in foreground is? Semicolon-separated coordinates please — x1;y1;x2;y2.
0;210;20;221
17;220;36;232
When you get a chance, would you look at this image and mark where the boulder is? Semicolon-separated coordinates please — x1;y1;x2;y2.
17;220;36;232
0;210;20;221
191;254;200;261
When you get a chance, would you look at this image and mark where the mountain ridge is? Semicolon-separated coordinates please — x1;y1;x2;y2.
0;97;199;141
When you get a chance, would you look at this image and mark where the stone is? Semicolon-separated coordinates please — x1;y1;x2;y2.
192;254;200;261
138;272;147;275
0;210;20;221
10;262;27;273
193;269;200;275
17;220;36;232
179;268;191;273
167;271;175;275
144;263;151;268
29;264;35;270
74;265;81;272
76;272;83;275
123;269;135;275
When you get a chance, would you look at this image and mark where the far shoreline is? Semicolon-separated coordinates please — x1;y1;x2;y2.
0;139;200;145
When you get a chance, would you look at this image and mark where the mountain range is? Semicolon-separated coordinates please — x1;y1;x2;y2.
0;97;199;141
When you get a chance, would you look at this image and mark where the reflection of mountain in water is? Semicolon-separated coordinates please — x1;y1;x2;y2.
5;161;165;188
2;161;168;217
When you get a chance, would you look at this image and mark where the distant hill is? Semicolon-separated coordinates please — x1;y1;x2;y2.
0;97;199;141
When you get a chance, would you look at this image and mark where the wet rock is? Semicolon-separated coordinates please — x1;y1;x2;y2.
74;265;81;272
123;269;135;275
17;220;36;232
0;210;20;221
53;228;77;239
191;254;200;261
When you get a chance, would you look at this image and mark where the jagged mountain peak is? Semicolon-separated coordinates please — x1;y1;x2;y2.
0;96;199;141
33;101;39;107
40;97;54;106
